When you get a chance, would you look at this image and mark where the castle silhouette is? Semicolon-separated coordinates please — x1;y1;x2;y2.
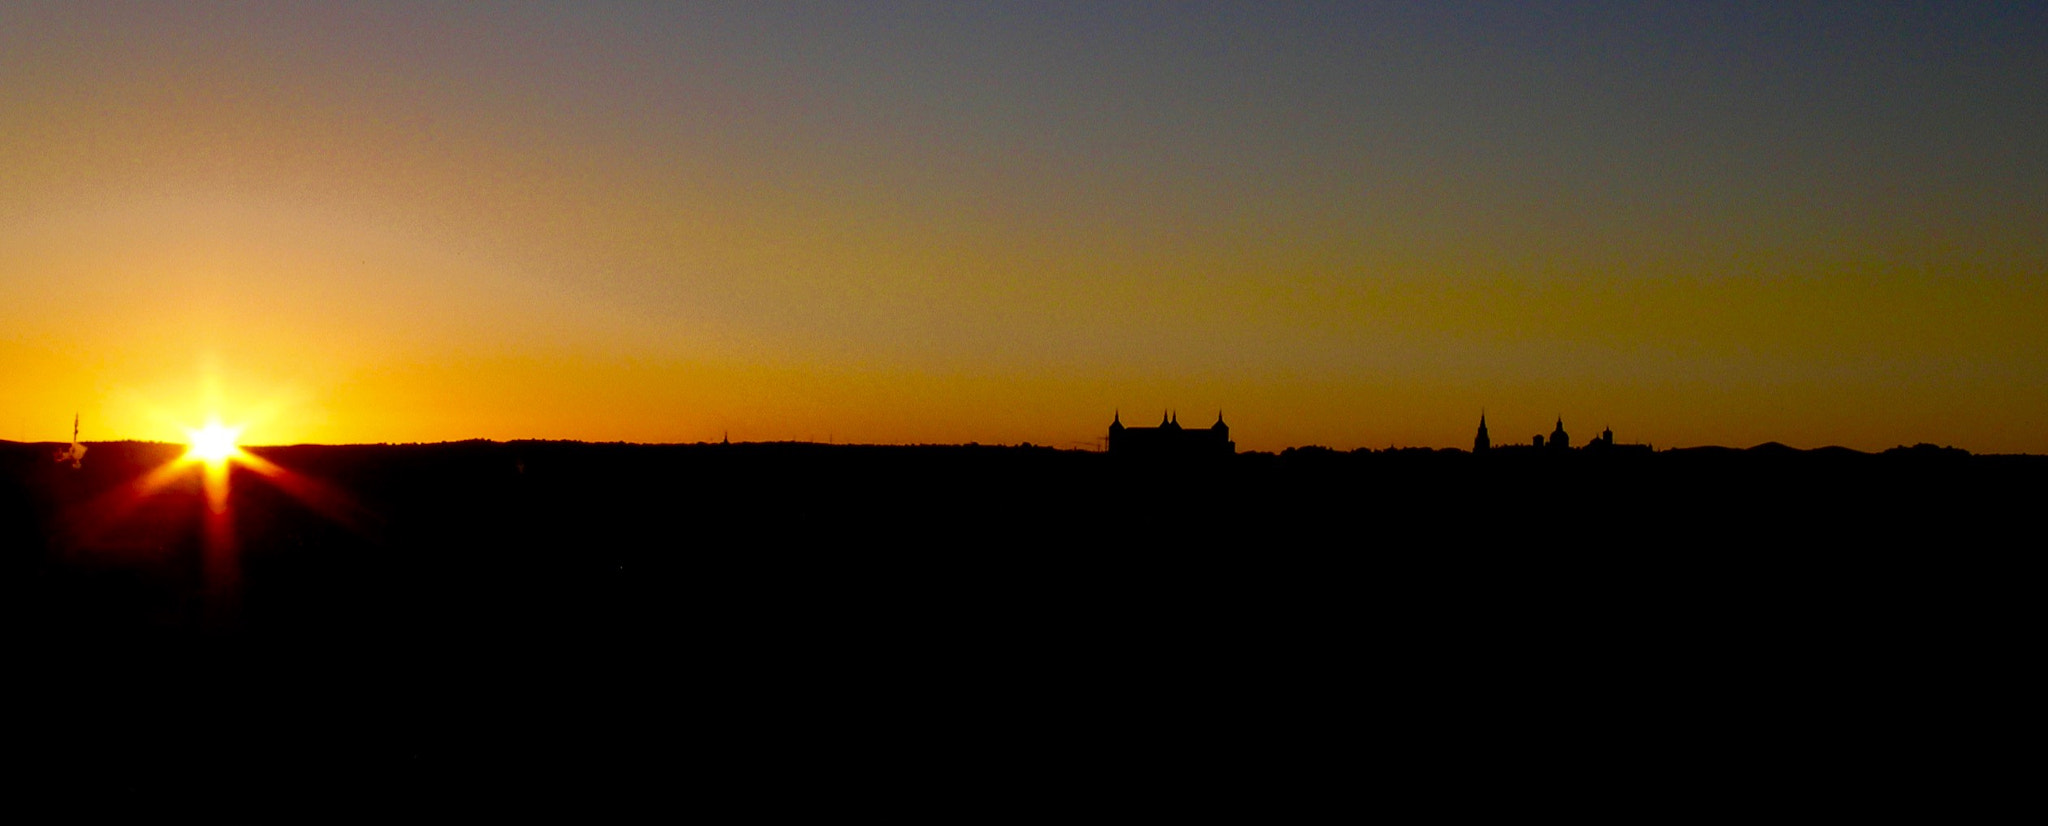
1108;411;1235;458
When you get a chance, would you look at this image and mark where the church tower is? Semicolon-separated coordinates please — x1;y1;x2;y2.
1473;412;1490;452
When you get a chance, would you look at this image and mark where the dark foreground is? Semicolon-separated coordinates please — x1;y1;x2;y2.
3;439;2035;807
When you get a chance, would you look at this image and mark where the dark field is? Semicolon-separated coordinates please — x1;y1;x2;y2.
4;439;2033;806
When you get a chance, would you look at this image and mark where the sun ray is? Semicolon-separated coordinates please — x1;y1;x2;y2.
74;405;372;569
183;419;245;466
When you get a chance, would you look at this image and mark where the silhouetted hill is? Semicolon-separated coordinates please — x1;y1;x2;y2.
1668;444;1743;456
4;438;2037;798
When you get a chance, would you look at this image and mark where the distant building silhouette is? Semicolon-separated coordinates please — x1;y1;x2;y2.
1108;411;1235;458
1480;410;1645;455
1578;425;1648;454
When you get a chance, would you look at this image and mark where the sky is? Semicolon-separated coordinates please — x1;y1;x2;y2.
3;1;2045;452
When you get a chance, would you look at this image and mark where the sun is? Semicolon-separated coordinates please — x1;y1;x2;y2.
184;419;245;465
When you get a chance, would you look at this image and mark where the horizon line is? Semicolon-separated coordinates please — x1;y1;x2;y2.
0;436;2014;456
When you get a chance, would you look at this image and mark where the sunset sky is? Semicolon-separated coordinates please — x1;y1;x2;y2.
4;2;2044;452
